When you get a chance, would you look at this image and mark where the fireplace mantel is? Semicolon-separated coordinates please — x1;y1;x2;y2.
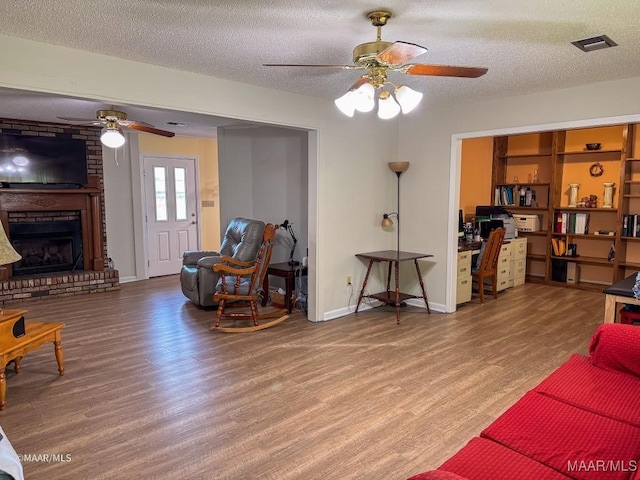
0;184;104;277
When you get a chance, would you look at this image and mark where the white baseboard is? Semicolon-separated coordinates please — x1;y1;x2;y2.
320;298;445;322
118;276;138;284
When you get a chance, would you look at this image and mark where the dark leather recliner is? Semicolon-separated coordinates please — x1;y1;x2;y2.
180;218;265;307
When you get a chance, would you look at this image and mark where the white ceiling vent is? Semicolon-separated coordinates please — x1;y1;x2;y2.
572;35;618;52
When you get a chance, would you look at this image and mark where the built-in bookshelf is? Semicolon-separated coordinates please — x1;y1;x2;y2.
490;123;640;291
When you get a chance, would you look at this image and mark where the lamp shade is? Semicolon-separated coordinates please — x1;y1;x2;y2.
0;223;20;266
334;91;356;117
100;127;126;148
388;162;410;174
377;92;401;120
353;82;375;113
381;215;394;228
395;86;423;114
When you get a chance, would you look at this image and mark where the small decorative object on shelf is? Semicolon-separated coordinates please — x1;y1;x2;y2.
568;183;580;207
532;168;539;183
585;143;602;151
633;272;640;300
602;182;615;208
577;195;598;208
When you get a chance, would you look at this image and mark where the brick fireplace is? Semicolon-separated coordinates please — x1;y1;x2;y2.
0;118;119;305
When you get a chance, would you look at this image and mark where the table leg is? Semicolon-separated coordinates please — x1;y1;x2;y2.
14;356;21;373
603;294;617;323
386;261;393;293
285;275;294;314
54;338;65;376
414;259;431;314
356;260;375;313
394;260;400;325
0;366;5;410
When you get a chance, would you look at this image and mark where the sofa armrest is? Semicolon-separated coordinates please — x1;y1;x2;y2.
196;255;223;270
589;323;640;378
182;251;219;266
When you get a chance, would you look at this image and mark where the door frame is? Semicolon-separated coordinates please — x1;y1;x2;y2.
140;153;201;279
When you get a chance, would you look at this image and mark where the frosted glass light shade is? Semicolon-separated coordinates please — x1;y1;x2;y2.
395;86;423;114
353;82;375;113
377;94;401;120
100;127;126;148
334;91;356;117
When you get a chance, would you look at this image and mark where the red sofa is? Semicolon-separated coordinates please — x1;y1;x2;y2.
409;323;640;480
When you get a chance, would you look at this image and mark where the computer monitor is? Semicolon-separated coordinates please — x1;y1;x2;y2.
458;209;464;238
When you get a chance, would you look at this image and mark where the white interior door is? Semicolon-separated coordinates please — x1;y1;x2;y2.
143;156;198;277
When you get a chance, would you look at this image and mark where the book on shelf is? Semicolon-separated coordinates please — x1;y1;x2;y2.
554;212;589;235
622;214;640;237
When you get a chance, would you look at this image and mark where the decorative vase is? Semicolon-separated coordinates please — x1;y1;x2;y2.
568;183;580;207
603;182;615;208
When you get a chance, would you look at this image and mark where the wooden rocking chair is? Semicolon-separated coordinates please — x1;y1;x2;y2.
211;223;289;332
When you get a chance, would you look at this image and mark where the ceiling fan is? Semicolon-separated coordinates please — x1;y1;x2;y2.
264;10;488;118
57;109;175;148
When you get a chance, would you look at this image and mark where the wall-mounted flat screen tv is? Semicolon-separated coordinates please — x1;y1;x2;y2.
0;133;88;185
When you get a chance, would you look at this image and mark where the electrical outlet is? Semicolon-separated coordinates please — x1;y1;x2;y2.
346;275;352;285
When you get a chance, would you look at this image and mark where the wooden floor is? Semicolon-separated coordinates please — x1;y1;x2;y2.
1;276;605;480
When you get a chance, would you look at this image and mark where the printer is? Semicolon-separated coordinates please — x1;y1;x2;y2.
475;206;516;240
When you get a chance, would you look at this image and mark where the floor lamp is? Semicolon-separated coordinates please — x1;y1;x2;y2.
381;161;410;256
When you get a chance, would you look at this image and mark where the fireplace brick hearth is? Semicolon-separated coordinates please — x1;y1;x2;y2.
0;117;120;305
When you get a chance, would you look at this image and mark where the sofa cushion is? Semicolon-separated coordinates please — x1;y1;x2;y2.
535;354;640;428
589;323;640;378
436;437;571;480
482;391;640;480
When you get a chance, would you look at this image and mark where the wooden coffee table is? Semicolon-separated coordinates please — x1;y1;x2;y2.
0;313;65;410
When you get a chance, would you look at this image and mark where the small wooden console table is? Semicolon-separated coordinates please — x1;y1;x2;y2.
262;262;308;313
0;310;65;410
355;250;433;324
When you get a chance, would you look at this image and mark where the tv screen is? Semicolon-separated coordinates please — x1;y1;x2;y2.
0;133;88;185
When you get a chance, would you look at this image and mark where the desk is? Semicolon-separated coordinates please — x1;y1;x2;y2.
0;316;65;410
355;250;433;324
603;272;640;323
262;262;308;313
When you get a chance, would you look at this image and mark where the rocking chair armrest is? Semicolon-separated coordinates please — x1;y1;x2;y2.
217;256;255;268
212;263;257;276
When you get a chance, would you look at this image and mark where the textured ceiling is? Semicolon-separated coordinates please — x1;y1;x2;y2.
1;0;639;135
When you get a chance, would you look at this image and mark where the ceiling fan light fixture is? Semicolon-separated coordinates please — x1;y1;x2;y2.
353;82;376;113
395;85;423;114
334;91;356;117
377;91;401;120
100;126;126;149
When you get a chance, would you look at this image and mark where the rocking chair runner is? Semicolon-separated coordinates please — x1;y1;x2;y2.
211;223;289;332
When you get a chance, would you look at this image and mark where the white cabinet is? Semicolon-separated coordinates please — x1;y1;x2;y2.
456;250;473;304
509;237;527;287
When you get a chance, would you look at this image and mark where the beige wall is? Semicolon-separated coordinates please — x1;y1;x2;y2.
460;137;493;221
138;134;221;251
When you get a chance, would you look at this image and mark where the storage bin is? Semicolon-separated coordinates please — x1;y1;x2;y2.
514;214;540;232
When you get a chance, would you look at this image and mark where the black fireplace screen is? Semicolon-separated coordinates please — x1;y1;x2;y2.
9;220;83;276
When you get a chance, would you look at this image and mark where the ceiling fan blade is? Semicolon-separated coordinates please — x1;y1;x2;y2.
263;63;359;69
403;64;488;78
57;116;102;123
126;123;175;137
119;119;156;129
377;41;427;65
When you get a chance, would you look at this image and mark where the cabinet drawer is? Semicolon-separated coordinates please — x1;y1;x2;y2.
510;238;527;260
500;243;512;256
497;277;510;291
457;251;472;277
456;276;472;304
499;255;511;267
512;275;526;287
497;265;510;280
